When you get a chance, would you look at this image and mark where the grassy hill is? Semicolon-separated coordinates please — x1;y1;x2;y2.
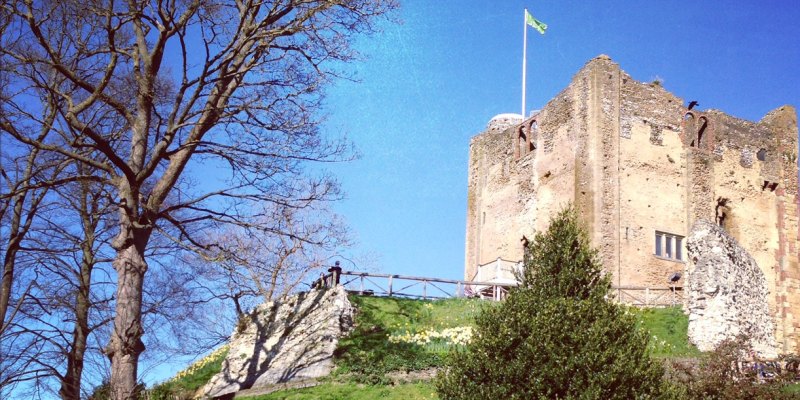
156;294;698;399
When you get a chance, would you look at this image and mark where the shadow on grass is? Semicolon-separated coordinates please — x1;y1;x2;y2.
333;296;443;383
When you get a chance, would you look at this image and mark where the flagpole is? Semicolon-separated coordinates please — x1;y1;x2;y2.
521;9;527;118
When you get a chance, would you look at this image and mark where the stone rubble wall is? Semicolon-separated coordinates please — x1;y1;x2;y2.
197;286;354;399
686;219;778;357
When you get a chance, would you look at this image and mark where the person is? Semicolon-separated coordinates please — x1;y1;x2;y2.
749;350;766;380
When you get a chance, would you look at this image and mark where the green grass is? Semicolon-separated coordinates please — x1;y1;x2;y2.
349;295;485;331
240;382;439;400
631;306;701;357
335;297;697;384
148;346;228;399
156;296;700;398
333;295;488;384
247;299;700;399
784;382;800;395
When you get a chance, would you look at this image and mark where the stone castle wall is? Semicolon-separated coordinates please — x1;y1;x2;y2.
464;55;800;353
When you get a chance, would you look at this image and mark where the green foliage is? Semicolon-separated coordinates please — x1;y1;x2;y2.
436;207;670;399
632;306;701;357
334;295;486;384
516;207;611;303
785;382;800;395
240;382;439;400
88;381;146;400
668;337;799;399
148;346;229;399
651;76;663;86
88;381;112;400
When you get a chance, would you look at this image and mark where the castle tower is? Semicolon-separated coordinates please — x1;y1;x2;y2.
464;55;800;353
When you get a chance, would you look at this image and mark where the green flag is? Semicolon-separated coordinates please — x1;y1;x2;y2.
525;10;547;35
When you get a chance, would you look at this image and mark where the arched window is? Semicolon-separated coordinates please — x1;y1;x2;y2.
697;117;708;149
684;113;697;147
518;126;528;157
514;122;537;159
528;121;538;151
757;148;767;161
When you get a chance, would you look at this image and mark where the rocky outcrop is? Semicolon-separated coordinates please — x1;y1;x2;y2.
198;287;354;398
686;220;777;357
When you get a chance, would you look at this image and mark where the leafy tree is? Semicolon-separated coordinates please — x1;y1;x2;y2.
436;206;668;399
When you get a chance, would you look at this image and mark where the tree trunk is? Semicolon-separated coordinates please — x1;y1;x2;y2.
0;245;20;333
0;195;26;334
59;257;92;399
107;237;149;400
59;213;96;400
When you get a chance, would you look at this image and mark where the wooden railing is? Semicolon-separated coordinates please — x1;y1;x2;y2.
474;258;521;283
312;268;683;306
313;269;516;300
614;286;684;307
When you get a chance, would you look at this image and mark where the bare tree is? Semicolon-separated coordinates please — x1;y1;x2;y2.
1;0;396;397
204;203;349;317
0;28;81;395
47;167;116;400
0;86;67;339
0;150;118;398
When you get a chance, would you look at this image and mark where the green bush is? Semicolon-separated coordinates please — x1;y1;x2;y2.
88;381;112;400
88;381;146;400
436;207;670;399
668;336;799;399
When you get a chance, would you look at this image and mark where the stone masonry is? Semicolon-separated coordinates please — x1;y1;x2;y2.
686;220;778;357
465;55;800;353
198;287;354;398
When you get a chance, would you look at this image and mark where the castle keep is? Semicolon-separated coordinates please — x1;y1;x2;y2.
464;55;800;353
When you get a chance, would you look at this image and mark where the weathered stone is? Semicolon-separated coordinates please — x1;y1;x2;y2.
464;55;800;353
739;147;754;168
486;113;523;132
686;219;777;357
197;286;354;398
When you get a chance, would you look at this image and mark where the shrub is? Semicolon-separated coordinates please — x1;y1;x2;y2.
88;381;146;400
668;336;798;399
436;206;670;399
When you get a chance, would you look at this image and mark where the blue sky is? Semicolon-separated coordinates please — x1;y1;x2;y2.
137;0;800;386
320;1;800;281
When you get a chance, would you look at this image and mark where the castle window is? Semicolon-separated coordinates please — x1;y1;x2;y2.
685;113;697;147
529;121;539;150
519;130;528;153
514;123;536;159
685;113;709;149
514;126;530;159
757;148;767;161
655;231;683;261
697;117;708;148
